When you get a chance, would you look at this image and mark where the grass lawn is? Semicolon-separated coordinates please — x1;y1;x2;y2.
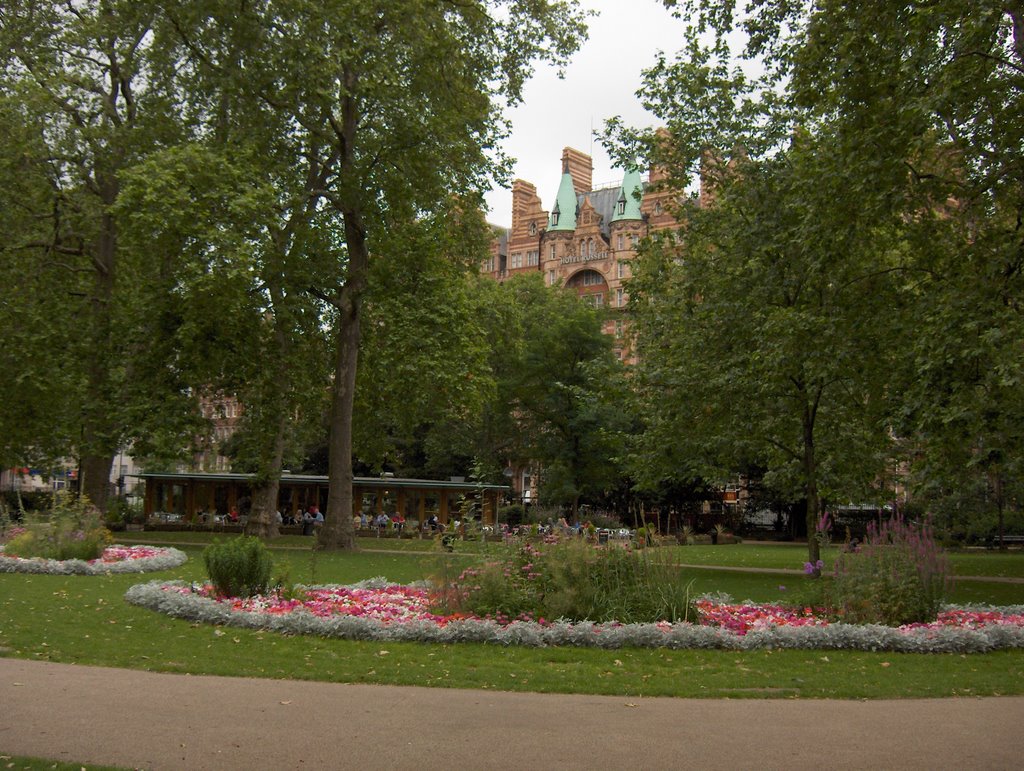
2;541;1024;699
0;757;122;771
122;530;1024;578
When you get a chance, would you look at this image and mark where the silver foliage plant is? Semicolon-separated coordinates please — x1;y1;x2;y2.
0;546;187;575
123;580;1024;654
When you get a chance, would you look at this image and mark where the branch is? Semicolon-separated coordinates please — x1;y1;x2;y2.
306;285;341;310
762;435;801;461
952;49;1024;77
17;242;85;258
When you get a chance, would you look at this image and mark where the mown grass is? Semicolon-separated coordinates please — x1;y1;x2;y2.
0;757;123;771
2;543;1023;699
123;530;1024;578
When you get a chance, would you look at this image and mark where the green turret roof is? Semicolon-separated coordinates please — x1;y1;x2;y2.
611;165;644;222
548;163;579;231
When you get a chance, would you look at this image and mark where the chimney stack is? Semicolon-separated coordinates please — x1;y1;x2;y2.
561;147;593;195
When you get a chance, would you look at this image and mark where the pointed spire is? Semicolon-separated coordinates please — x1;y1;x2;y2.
611;164;644;222
548;167;579;231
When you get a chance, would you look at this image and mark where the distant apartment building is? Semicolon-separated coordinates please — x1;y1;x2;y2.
192;394;243;472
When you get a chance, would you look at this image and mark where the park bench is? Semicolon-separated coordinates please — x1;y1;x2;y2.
984;535;1024;549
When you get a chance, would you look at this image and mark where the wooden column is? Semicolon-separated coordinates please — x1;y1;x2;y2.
185;482;197;522
483;491;496;527
397;489;406;518
375;492;384;515
144;480;155;517
353;487;361;519
438;491;449;524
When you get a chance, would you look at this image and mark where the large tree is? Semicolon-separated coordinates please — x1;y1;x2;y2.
163;1;587;549
626;145;900;566
0;1;191;509
659;0;1024;542
505;276;629;520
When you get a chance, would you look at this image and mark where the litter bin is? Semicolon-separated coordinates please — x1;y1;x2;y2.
302;521;314;536
598;530;609;545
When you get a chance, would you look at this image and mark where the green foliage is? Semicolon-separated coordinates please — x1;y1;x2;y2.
622;0;1024;565
203;537;274;598
1;493;110;561
498;504;526;528
438;540;696;624
831;516;952;626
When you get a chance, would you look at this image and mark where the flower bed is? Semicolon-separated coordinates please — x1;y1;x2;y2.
0;545;187;575
124;578;1024;653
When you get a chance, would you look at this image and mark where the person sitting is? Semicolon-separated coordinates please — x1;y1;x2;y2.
227;508;240;524
314;508;324;526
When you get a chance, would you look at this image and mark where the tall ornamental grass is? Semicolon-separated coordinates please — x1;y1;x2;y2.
436;540;696;623
203;537;273;598
831;515;951;626
1;492;110;561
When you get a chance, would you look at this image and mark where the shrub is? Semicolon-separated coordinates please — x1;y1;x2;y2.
437;540;696;624
203;537;273;598
830;515;951;626
1;492;110;561
498;504;526;528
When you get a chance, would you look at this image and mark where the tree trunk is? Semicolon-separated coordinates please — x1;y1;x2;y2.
993;469;1005;550
245;276;294;540
81;453;114;512
317;213;367;550
245;407;286;540
246;477;282;539
317;80;364;552
318;292;360;550
803;397;821;571
81;191;119;513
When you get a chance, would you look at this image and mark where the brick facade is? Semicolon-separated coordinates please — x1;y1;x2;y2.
485;147;677;361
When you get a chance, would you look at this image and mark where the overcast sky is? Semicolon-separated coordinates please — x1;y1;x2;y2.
483;1;687;227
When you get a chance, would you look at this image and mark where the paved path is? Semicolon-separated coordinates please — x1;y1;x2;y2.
2;659;1021;770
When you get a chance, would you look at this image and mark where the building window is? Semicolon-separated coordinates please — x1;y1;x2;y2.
511;252;523;269
616;288;625;306
617;261;626;279
550;244;556;260
617;199;625;215
614;348;622;360
582;271;603;286
588;238;594;257
484;257;495;272
548;269;556;285
529;221;537;235
654;201;663;215
617;234;624;250
551;211;559;226
630;234;639;247
615;320;624;337
527;250;539;266
593;293;604;308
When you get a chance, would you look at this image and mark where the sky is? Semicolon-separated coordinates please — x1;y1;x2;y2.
483;1;688;227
